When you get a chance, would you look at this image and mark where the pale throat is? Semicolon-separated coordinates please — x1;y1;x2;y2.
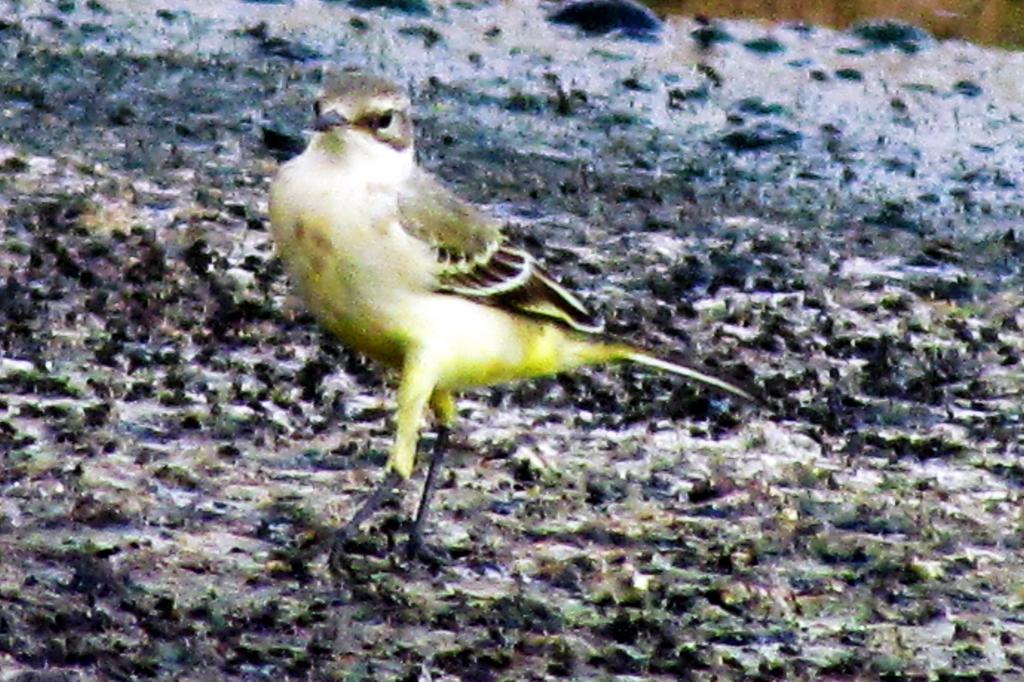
312;132;415;187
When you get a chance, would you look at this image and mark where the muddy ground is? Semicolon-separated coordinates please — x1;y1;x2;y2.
1;0;1023;679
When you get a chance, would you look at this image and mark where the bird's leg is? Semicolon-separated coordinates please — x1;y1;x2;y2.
328;469;403;572
406;389;456;563
331;356;443;571
406;425;449;561
335;469;403;538
328;357;437;572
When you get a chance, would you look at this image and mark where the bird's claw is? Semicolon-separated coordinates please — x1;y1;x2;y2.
405;535;450;568
327;528;356;575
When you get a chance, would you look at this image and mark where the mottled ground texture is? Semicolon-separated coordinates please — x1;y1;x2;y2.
1;0;1023;679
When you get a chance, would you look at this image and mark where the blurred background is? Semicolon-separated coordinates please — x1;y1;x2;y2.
646;0;1024;47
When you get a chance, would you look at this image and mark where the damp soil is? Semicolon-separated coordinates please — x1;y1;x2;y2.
1;1;1023;679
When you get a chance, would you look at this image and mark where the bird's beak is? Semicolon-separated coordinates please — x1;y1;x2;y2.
314;109;349;132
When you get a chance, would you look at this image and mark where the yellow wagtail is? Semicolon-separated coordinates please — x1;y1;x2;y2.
269;71;757;567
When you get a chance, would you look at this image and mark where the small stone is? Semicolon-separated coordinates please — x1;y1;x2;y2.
743;36;785;54
548;0;662;42
852;20;931;53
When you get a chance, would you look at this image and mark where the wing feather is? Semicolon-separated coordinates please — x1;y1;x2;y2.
397;170;602;333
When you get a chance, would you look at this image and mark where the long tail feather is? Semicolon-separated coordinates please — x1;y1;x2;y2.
566;338;761;405
621;349;760;404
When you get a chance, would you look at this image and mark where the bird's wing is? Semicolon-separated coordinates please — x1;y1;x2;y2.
397;169;602;333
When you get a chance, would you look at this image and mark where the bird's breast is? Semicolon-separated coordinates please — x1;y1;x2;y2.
269;156;435;366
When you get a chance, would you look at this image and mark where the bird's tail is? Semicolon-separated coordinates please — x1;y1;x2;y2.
571;340;760;404
622;349;759;404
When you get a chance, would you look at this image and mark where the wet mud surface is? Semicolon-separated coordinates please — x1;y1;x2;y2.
1;0;1023;679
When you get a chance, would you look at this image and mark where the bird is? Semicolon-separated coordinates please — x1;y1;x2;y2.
268;70;757;569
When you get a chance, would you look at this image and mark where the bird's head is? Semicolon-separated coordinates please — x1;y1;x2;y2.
311;71;414;168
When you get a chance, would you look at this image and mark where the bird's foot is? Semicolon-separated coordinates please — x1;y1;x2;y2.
326;470;403;575
326;528;357;575
405;535;450;568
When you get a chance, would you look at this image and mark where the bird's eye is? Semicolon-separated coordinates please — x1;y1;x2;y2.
370;111;393;130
